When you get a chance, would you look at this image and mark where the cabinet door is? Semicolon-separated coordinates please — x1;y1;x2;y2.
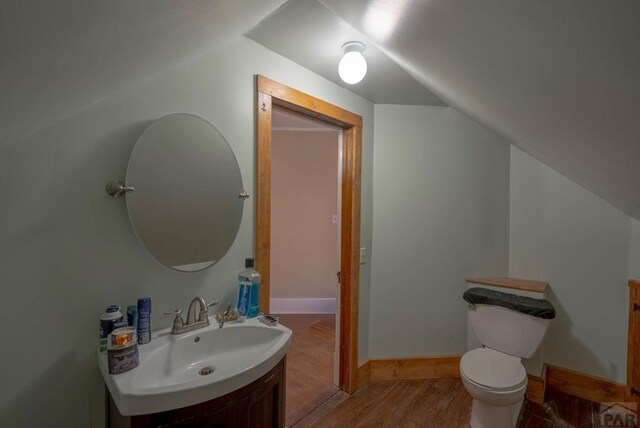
238;367;285;428
167;402;237;428
201;402;238;428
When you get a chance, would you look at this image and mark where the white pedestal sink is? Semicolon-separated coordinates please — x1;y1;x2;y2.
98;318;292;416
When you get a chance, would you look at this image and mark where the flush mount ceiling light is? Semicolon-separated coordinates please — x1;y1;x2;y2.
338;42;367;85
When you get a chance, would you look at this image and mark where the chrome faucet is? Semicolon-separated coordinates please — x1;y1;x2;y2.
163;297;219;335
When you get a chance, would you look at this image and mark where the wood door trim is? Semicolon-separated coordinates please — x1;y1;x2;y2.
257;75;362;128
628;279;640;403
256;75;362;393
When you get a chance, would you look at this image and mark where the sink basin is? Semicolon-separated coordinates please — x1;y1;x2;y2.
98;318;292;415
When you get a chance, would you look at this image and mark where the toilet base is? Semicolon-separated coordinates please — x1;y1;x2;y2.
470;398;523;428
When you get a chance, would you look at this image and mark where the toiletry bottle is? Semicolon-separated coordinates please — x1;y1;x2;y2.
237;275;251;321
127;305;138;328
238;257;261;318
99;305;123;354
107;327;139;374
137;297;152;345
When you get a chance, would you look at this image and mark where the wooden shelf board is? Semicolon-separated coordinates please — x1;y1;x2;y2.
465;277;548;293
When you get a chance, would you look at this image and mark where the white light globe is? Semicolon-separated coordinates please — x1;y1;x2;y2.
338;50;367;84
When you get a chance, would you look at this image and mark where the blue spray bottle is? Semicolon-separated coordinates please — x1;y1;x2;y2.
238;257;261;318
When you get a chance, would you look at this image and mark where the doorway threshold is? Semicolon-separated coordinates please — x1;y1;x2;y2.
288;386;347;428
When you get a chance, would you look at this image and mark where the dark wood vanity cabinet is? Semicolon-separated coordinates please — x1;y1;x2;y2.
107;358;285;428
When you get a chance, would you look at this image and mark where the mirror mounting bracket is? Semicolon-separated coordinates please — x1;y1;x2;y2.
105;180;135;198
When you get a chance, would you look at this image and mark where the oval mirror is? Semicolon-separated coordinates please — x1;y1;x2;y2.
125;113;244;272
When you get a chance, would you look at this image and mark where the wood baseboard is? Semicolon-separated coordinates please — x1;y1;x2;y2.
364;356;461;382
361;355;544;404
357;361;370;387
526;366;546;404
269;298;336;314
546;364;626;403
356;356;624;406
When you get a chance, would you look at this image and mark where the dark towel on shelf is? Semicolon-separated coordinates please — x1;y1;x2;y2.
463;287;556;319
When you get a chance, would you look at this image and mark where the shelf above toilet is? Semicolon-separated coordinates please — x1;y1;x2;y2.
465;277;548;293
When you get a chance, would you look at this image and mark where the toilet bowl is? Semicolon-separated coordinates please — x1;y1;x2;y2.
460;348;527;428
460;287;556;428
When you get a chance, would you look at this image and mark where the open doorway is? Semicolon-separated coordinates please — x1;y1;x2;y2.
255;75;363;423
270;107;342;425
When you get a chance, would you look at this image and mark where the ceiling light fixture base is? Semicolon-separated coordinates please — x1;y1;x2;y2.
338;41;367;85
342;41;365;54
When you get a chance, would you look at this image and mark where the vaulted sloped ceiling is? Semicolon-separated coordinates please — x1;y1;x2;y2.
2;1;639;219
247;0;445;105
320;0;640;219
0;0;286;146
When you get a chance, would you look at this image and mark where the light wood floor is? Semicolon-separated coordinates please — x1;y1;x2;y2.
292;379;604;428
278;314;606;427
277;314;337;427
294;378;470;427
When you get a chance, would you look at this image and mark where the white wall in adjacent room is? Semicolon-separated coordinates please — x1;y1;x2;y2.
271;130;340;300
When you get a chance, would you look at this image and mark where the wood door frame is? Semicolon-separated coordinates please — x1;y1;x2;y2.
627;279;640;403
256;75;362;393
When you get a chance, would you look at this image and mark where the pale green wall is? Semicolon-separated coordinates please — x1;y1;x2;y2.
2;26;638;428
509;146;630;383
0;37;374;427
369;107;634;385
369;105;511;357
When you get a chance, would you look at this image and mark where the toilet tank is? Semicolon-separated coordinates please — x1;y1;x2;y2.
468;304;551;358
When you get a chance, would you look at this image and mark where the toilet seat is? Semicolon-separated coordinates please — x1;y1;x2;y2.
460;348;527;391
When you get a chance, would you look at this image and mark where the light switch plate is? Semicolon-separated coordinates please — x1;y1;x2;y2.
360;247;366;264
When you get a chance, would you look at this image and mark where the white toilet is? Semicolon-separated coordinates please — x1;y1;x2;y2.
460;288;555;428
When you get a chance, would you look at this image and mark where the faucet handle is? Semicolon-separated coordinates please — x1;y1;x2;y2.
206;300;220;310
162;308;182;317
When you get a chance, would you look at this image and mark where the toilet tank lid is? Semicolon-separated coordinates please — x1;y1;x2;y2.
463;287;556;319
